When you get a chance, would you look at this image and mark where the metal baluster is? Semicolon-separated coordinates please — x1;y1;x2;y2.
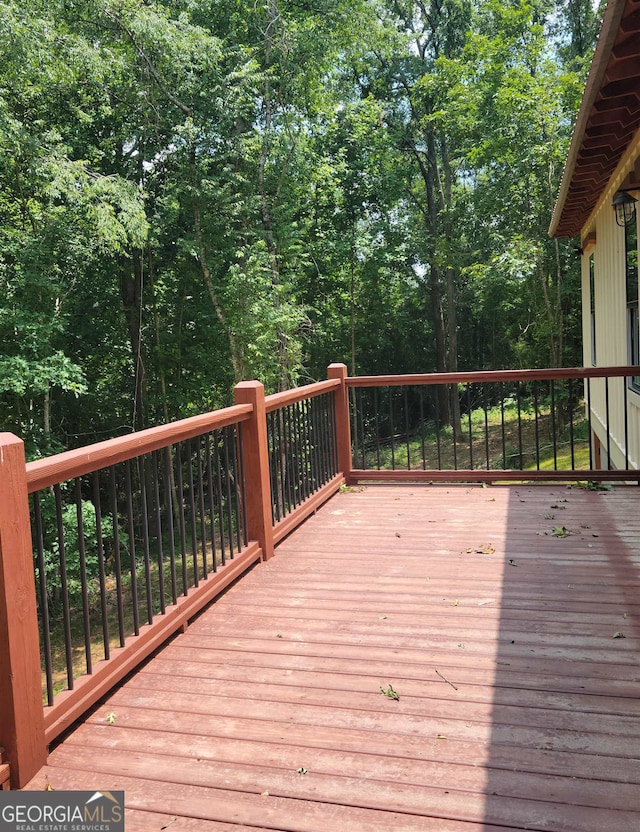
54;484;74;689
74;479;93;673
374;388;381;470
534;382;540;470
550;381;558;470
451;386;458;470
483;384;490;470
152;451;166;614
500;383;507;469
284;405;295;513
108;467;125;646
267;413;279;524
195;438;208;579
605;377;611;469
404;387;411;470
419;388;426;470
33;492;54;705
205;434;219;573
435;387;442;469
467;384;474;470
185;439;199;588
389;388;396;471
124;460;140;632
517;383;523;470
173;445;189;597
92;472;112;650
624;376;629;471
223;428;236;561
569;380;576;470
587;378;593;469
163;448;178;604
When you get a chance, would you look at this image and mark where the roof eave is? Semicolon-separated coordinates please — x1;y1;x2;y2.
549;0;628;238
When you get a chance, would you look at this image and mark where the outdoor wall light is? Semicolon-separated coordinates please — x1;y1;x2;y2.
613;189;637;227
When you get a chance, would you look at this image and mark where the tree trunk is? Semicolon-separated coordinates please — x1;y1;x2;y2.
120;252;146;432
257;0;294;392
192;197;244;382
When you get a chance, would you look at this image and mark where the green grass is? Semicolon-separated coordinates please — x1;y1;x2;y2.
361;402;590;474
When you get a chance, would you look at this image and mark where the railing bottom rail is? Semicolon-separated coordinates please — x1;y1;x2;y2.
349;469;640;484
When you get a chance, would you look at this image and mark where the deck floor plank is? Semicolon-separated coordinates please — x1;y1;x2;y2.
25;485;640;830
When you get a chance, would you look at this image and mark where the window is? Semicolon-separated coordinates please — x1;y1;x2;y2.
625;217;640;389
589;253;596;366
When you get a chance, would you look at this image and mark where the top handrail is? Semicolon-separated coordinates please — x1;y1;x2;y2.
26;403;253;493
346;365;640;387
264;378;340;413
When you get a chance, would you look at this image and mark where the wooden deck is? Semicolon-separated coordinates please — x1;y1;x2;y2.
25;484;640;831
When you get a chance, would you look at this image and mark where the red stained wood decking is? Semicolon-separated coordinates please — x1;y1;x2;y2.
25;484;640;831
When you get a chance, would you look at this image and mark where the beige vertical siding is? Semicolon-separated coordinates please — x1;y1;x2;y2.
580;131;640;470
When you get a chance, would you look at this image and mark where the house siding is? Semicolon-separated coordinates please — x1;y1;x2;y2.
580;130;640;470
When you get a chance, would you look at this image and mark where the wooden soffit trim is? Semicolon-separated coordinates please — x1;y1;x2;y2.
550;0;640;238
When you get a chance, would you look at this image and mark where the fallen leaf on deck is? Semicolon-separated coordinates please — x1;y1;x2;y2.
436;734;447;739
160;818;177;830
612;632;626;639
380;684;400;700
476;544;495;554
451;599;459;606
552;526;569;537
261;791;270;797
545;514;554;520
106;712;116;725
508;559;518;567
296;767;308;775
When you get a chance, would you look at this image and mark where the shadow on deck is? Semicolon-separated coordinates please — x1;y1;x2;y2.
25;484;640;831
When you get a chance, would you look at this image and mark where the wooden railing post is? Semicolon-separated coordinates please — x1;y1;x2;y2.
0;434;46;787
234;382;275;561
327;363;352;483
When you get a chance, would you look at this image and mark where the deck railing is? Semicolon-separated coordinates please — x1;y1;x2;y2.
0;371;346;788
29;419;248;711
1;362;638;788
265;380;340;544
346;366;640;482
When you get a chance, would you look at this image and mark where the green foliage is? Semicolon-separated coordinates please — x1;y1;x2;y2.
35;494;125;608
0;0;600;453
